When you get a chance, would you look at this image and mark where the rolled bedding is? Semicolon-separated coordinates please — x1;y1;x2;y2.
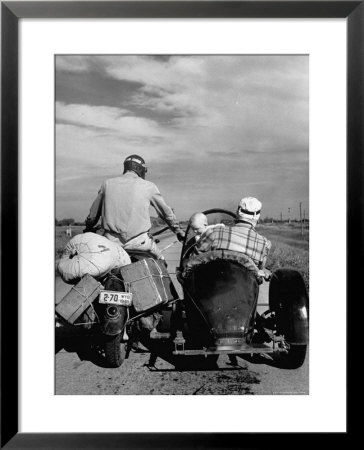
58;232;131;284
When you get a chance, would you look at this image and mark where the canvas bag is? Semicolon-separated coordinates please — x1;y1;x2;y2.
58;232;131;284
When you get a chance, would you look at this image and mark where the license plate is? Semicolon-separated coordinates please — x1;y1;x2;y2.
99;290;132;306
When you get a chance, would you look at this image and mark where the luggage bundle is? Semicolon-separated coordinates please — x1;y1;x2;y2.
58;232;131;284
119;258;179;312
55;273;101;325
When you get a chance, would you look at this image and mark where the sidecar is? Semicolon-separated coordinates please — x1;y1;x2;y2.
175;209;309;368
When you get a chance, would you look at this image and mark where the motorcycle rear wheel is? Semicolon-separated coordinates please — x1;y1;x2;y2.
104;333;126;368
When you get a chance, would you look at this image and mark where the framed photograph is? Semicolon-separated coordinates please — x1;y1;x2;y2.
2;0;360;447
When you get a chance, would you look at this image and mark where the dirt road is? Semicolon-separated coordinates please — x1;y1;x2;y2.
55;232;308;395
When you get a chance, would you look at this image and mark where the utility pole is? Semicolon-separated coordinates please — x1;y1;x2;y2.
299;202;303;236
288;207;291;224
280;212;283;223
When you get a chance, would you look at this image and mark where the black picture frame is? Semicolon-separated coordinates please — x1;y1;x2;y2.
1;1;359;448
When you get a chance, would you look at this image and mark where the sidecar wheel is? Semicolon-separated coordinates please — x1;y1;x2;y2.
269;268;309;345
104;333;126;368
280;344;307;369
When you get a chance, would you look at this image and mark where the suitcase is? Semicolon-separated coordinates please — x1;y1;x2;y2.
119;258;179;312
55;273;102;324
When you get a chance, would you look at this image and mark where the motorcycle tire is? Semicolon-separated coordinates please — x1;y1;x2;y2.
104;333;126;368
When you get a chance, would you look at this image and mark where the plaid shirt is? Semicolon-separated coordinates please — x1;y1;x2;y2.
195;222;271;267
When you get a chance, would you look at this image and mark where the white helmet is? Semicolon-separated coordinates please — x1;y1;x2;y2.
237;197;262;225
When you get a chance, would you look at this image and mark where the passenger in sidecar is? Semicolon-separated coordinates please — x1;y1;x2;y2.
193;197;271;279
189;212;225;241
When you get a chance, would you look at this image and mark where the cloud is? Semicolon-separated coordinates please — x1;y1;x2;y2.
56;55;308;144
56;56;226;125
56;102;166;137
56;55;309;220
104;55;205;90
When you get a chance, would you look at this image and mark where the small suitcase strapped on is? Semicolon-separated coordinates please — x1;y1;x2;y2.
119;258;179;312
56;273;102;325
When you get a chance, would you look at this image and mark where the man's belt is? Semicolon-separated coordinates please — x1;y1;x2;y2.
105;229;149;244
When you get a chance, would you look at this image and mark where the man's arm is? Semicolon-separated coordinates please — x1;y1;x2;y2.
257;238;272;279
85;185;104;230
150;187;185;240
259;255;268;270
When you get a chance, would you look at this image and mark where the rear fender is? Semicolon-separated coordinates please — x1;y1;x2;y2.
100;273;128;336
269;268;309;345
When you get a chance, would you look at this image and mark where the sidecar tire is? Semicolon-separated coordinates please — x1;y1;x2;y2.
104;333;126;368
269;268;309;344
280;344;307;369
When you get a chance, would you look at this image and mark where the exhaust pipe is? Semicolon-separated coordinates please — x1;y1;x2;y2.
101;305;127;336
106;305;120;318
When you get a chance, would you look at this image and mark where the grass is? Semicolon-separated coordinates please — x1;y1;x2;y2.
258;223;309;290
55;226;85;259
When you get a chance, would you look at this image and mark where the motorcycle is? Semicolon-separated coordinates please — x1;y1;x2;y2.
64;208;309;369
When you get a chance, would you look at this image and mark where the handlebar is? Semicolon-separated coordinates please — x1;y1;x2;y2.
151;226;170;237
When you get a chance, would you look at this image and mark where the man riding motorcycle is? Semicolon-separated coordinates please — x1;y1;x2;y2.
85;154;185;259
84;154;185;339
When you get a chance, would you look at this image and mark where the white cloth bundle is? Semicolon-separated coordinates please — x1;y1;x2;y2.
58;232;131;284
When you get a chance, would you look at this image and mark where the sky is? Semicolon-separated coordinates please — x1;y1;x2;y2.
55;55;308;222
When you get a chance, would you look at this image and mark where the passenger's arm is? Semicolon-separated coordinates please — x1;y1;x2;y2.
259;255;269;270
258;238;272;279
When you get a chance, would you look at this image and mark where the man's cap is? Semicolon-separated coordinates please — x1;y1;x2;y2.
237;197;262;222
124;155;147;169
123;154;147;178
